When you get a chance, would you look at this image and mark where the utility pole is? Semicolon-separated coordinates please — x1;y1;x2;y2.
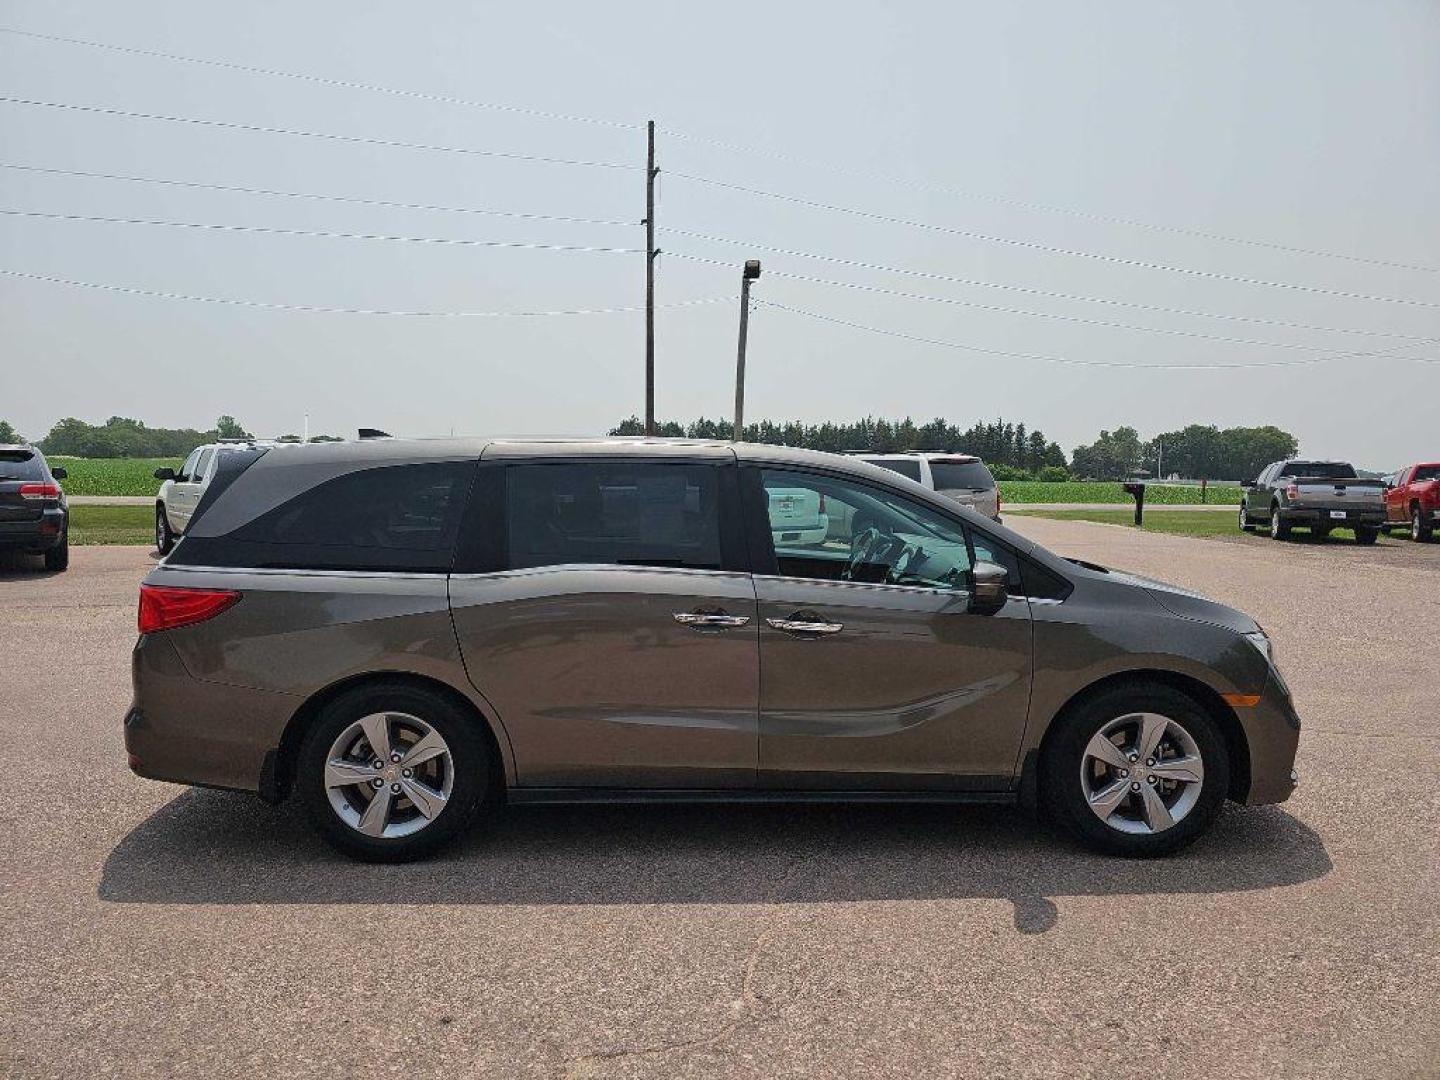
644;120;658;437
733;260;762;441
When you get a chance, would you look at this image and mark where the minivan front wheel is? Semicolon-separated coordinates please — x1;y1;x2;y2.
298;683;488;862
1042;683;1229;857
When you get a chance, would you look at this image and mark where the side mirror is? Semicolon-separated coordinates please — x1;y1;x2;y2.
50;466;67;480
1241;479;1256;488
968;560;1009;615
153;467;177;481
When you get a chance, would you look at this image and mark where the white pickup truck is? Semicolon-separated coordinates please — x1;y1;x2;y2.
1238;459;1387;543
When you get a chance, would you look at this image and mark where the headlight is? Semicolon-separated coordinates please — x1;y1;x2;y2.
1243;629;1274;665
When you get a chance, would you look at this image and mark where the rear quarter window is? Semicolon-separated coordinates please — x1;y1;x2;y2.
173;461;476;571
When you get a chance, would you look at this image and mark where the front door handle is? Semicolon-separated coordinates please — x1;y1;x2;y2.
766;616;844;636
673;611;751;629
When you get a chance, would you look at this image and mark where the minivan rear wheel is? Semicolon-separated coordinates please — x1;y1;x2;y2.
298;682;489;862
1041;682;1229;857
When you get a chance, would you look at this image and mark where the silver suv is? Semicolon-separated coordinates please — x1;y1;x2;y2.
126;438;1299;862
856;453;1001;521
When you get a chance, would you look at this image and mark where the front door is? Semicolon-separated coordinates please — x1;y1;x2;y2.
449;457;759;789
748;467;1034;791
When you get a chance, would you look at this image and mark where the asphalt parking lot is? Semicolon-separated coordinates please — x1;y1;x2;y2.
2;522;1436;1079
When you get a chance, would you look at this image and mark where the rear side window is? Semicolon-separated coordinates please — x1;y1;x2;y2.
0;449;46;481
168;461;475;571
863;458;922;482
930;460;995;491
506;462;722;571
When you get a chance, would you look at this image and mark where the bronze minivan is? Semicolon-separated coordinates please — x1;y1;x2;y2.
125;438;1299;861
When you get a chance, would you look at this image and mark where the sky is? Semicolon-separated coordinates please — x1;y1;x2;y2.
1;0;1437;468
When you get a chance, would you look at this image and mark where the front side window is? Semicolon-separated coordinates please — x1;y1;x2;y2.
178;449;201;482
506;462;722;571
193;450;214;483
759;469;973;590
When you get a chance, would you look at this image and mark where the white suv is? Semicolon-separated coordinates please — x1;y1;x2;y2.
153;440;277;553
856;453;1002;521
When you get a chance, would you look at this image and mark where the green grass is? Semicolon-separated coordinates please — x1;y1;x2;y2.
1008;508;1250;537
998;481;1242;505
68;505;155;546
49;456;180;497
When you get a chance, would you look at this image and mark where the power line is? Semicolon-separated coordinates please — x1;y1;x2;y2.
669;170;1440;281
0;162;635;228
0;268;730;317
763;270;1436;353
663;129;1430;274
0;95;637;170
669;251;1439;339
0;25;636;130
662;225;1440;310
0;208;643;254
754;300;1435;371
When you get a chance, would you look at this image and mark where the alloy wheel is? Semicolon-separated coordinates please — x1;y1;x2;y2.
324;711;453;839
1080;712;1205;835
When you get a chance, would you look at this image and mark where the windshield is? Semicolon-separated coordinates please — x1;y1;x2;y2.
930;460;995;491
1283;462;1357;480
863;458;922;482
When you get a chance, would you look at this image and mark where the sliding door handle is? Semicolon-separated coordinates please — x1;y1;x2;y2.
673;611;751;629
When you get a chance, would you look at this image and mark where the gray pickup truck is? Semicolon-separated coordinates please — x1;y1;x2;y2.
1239;459;1386;543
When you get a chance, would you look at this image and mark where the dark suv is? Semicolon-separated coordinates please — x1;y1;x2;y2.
0;445;69;571
126;438;1300;862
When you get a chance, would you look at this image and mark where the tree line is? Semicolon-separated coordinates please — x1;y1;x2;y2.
9;416;340;458
609;416;1071;479
2;412;1303;481
1070;424;1300;481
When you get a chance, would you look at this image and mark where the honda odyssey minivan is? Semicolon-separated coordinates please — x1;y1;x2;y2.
125;438;1299;862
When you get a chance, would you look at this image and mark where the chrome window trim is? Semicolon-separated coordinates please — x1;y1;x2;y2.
450;563;751;583
157;563;448;581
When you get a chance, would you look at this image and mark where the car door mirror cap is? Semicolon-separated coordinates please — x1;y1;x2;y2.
968;560;1009;615
50;466;67;480
154;467;177;481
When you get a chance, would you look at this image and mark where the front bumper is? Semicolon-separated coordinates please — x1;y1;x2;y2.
1237;669;1302;805
0;508;66;552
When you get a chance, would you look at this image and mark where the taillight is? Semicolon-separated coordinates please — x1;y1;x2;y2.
138;584;241;634
19;483;60;500
817;493;827;514
1285;484;1300;501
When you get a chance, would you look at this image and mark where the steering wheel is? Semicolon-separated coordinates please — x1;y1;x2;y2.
844;526;883;581
887;542;927;585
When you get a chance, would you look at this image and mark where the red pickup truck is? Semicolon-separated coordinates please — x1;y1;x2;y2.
1384;463;1440;542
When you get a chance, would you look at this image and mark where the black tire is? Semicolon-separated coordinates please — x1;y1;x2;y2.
1413;507;1434;543
297;682;490;862
155;505;175;555
1269;505;1291;540
43;527;69;572
1355;526;1379;545
1237;503;1254;532
1041;681;1229;858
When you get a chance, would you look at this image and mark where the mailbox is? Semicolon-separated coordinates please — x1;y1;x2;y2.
1122;481;1146;526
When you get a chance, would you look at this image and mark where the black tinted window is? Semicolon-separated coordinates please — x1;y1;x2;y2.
239;463;470;550
864;458;922;482
1410;465;1439;482
0;449;46;481
507;462;722;571
1281;462;1356;480
930;460;995;490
